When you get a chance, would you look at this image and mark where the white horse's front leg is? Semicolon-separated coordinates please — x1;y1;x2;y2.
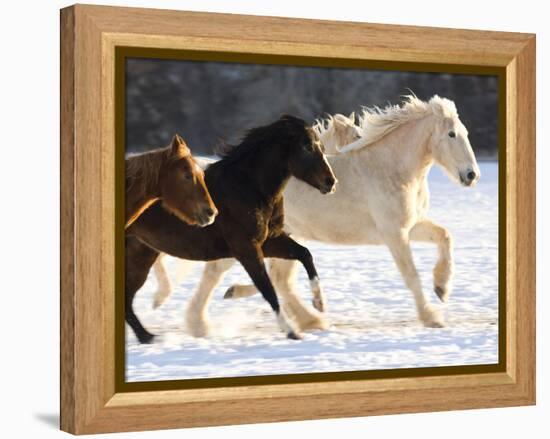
383;230;445;328
410;219;454;302
268;258;327;331
224;258;327;331
152;254;172;309
185;259;235;337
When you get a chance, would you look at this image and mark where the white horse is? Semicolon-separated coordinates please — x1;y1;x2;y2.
155;96;480;337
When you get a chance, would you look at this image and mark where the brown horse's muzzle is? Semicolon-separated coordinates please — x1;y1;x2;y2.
196;205;218;227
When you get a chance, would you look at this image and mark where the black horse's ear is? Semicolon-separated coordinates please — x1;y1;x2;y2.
280;113;298;121
279;113;306;126
170;134;190;157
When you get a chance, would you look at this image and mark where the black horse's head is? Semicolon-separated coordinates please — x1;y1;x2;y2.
216;114;337;195
277;114;337;194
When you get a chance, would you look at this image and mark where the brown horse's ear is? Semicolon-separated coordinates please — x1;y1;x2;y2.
170;134;190;158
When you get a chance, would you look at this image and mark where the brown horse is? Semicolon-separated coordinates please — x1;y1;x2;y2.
126;115;337;343
125;134;218;228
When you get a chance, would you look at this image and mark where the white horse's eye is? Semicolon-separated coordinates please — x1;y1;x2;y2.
448;131;456;138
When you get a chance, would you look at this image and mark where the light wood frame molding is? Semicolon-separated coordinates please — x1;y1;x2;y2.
60;4;535;434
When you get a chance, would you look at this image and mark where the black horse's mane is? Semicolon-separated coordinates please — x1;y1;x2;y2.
215;115;309;165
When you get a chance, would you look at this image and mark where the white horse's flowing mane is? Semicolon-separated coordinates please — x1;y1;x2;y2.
312;113;353;139
311;114;334;137
311;115;334;139
339;94;458;153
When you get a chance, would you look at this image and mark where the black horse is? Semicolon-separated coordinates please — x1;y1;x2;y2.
126;115;337;343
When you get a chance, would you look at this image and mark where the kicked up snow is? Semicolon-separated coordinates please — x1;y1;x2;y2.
126;162;499;382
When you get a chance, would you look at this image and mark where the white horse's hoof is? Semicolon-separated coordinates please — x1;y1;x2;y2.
186;316;210;338
223;286;235;299
299;314;329;331
425;320;445;329
434;285;451;303
224;284;257;299
419;304;445;328
312;298;325;313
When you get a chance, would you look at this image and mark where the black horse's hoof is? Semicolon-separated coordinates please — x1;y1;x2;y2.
138;333;156;344
434;286;448;302
287;331;302;340
223;286;235;299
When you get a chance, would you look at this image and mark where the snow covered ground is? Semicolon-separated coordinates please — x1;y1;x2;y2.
126;162;499;382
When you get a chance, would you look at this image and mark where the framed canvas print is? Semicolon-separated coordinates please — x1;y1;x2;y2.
60;4;536;434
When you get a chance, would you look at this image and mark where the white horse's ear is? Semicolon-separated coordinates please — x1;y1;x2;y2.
349;112;355;123
333;114;348;128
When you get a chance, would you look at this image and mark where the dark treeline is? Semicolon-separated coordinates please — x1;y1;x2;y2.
126;58;498;158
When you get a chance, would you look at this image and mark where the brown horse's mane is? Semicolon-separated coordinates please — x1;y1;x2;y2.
126;148;163;194
126;143;185;194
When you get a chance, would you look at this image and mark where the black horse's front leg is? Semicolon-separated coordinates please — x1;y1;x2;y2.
235;246;301;340
262;234;326;312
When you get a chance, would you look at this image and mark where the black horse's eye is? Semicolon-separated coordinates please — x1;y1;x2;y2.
448;131;456;138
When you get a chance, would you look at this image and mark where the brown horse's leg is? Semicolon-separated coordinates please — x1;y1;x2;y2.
235;248;301;340
262;234;326;312
125;236;160;344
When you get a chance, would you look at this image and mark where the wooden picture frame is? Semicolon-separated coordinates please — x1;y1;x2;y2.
60;4;536;434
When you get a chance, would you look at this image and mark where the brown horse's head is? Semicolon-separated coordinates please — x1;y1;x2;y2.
160;134;218;227
284;116;338;195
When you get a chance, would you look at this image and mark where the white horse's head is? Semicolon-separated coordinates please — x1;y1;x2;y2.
313;113;362;154
429;96;480;187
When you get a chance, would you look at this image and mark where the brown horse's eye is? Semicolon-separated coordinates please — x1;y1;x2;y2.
448;131;456;138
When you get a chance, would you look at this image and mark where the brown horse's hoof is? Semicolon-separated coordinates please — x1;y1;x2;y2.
287;331;302;340
223;286;235;299
138;333;156;344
